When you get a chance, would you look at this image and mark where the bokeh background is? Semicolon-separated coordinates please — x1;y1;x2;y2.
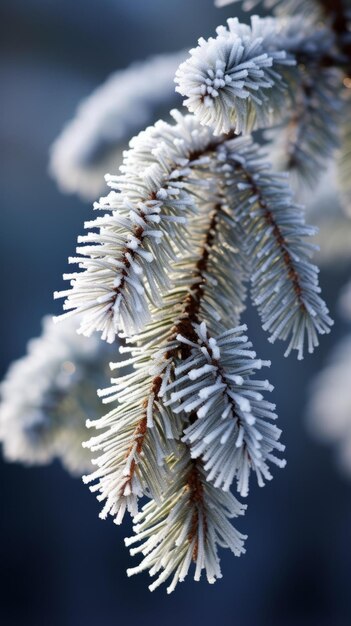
0;1;350;625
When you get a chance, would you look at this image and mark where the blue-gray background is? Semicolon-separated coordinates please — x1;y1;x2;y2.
0;1;350;624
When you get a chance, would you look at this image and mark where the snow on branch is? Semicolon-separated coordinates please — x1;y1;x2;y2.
51;99;335;591
45;0;347;585
68;124;331;522
79;127;330;530
0;0;349;595
49;51;184;200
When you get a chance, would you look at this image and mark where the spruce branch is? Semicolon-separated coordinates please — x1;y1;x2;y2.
78;125;332;559
54;112;219;340
219;137;333;358
267;66;342;185
0;316;117;475
49;51;184;200
216;0;351;67
65;111;331;536
125;450;247;593
176;10;347;176
166;322;285;497
175;16;296;135
43;0;350;589
82;354;180;523
56;109;332;357
81;162;248;524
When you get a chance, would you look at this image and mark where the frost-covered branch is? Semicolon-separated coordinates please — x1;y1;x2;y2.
177;13;346;190
54;112;223;340
42;0;350;592
220;1;351;75
77;115;331;562
125;451;247;593
0;316;117;475
82;334;185;524
77;126;279;531
267;67;342;185
49;51;184;200
80;169;247;524
166;322;286;497
176;16;297;135
56;112;332;358
221;137;333;357
53;109;330;522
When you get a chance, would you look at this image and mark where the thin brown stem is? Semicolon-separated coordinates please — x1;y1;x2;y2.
166;204;222;356
186;459;208;561
118;375;162;496
241;168;306;311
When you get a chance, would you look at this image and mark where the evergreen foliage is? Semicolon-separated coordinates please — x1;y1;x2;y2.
2;0;351;593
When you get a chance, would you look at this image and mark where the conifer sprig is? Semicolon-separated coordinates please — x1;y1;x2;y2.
220;137;334;358
46;0;350;593
125;451;247;593
166;322;285;497
73;105;335;589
